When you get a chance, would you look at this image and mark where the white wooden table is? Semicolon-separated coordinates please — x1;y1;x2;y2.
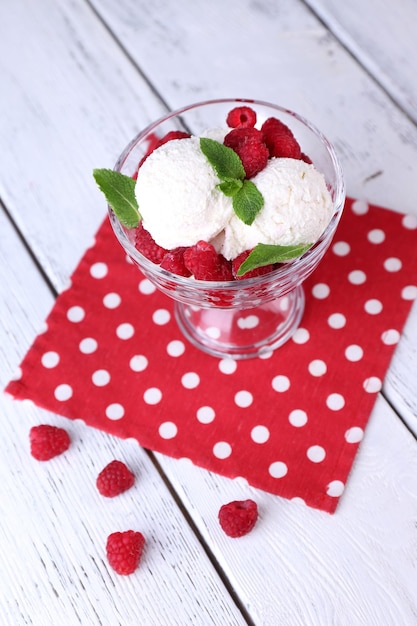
1;1;417;624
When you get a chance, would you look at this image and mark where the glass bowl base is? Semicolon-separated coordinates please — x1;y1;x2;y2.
174;285;305;359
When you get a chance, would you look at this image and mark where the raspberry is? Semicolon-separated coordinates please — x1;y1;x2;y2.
30;424;71;461
134;222;168;263
232;250;275;279
300;152;313;164
160;247;192;277
156;130;191;147
224;128;269;178
226;106;257;128
183;241;233;281
96;460;135;497
218;499;258;538
106;530;145;575
261;117;294;138
264;132;301;159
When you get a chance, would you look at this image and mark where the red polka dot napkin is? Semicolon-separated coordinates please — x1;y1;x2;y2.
6;198;417;513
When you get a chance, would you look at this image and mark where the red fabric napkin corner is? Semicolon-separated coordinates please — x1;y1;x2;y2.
6;197;417;513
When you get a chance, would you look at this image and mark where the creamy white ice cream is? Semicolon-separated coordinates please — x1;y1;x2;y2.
218;158;333;259
135;136;234;249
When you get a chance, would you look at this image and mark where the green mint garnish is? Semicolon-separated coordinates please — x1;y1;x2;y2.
237;242;312;276
200;137;264;225
93;168;141;229
200;137;245;180
232;180;264;225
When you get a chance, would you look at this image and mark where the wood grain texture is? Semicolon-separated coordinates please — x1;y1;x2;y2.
156;395;417;625
0;210;247;625
304;0;417;124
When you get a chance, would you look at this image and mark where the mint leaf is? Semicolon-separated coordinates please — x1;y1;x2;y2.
93;168;141;228
232;180;264;225
217;179;243;196
200;137;245;181
237;242;312;276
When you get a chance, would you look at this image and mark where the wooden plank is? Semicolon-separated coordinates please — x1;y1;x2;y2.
156;395;417;624
0;208;247;625
304;0;417;124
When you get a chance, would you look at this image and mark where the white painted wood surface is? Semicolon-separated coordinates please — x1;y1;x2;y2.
1;0;417;624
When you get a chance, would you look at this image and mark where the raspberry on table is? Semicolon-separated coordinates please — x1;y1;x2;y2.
160;247;192;277
106;530;145;575
30;424;71;461
184;241;233;281
224;127;269;178
134;222;168;263
232;250;275;279
218;499;258;538
226;106;257;128
96;460;135;498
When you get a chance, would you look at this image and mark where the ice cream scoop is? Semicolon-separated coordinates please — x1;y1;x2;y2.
135;136;234;249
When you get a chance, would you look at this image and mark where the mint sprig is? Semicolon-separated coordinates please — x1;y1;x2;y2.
93;168;141;228
237;242;312;276
200;137;264;225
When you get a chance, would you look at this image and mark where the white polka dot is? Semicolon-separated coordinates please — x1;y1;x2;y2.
116;323;135;339
144;387;162;404
105;403;125;420
307;445;326;463
308;360;327;376
326;393;345;410
327;480;345;497
9;367;22;381
139;279;156;294
345;427;364;443
269;461;288;478
213;441;232;459
153;309;171;325
367;229;385;244
206;326;221;339
381;329;400;345
289;409;308;427
348;270;366;285
363;377;382;393
259;349;273;359
159;421;178;439
234;390;253;408
292;328;310;344
92;369;110;386
272;375;290;392
196;406;215;424
167;340;185;357
90;262;108;278
251;425;270;444
345;345;363;362
364;299;383;315
41;351;60;368
332;241;350;256
67;306;85;323
402;214;417;229
402;285;417;300
291;497;306;506
351;199;369;215
182;372;200;389
237;315;259;329
103;292;121;308
328;313;346;329
54;384;73;401
219;358;237;374
312;283;330;299
130;355;148;372
79;338;98;354
384;257;402;272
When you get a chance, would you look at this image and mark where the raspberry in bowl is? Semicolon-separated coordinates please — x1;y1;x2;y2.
95;99;345;359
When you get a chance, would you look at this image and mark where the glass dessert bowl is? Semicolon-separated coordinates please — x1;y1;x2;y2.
108;99;345;359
